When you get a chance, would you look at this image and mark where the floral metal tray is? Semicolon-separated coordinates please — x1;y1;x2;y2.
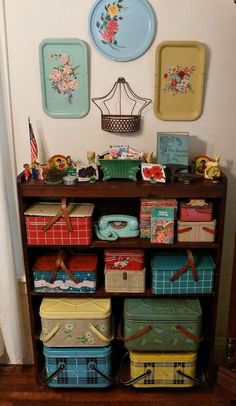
154;41;206;121
39;38;89;118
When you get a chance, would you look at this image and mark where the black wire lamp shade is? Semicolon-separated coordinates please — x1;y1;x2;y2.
92;77;151;133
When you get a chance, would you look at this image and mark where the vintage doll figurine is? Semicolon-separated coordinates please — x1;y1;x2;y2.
204;155;221;180
23;163;31;181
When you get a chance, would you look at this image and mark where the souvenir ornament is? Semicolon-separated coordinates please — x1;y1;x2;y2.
204;155;221;180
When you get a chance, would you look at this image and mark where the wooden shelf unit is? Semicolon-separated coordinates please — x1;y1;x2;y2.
17;172;227;394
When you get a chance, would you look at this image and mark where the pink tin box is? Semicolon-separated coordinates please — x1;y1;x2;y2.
177;220;216;242
104;249;144;270
24;201;94;245
179;201;213;222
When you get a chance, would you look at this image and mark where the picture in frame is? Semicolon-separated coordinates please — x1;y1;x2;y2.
156;132;189;166
39;38;89;118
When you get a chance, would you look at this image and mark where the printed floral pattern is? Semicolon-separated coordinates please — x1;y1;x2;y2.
141;164;166;183
163;65;196;94
49;53;79;103
96;0;128;50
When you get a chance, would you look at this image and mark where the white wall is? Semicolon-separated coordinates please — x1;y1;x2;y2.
2;0;236;341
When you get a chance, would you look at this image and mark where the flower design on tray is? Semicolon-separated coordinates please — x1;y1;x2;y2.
163;65;196;95
96;0;128;50
49;53;79;103
141;163;166;183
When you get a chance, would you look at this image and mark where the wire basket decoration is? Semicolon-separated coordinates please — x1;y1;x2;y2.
92;77;151;133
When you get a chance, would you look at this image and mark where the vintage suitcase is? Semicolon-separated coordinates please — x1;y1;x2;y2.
177;219;216;242
128;351;197;388
151;250;215;294
43;345;112;388
40;298;113;347
123;298;202;352
179;201;213;222
24;201;94;245
32;252;98;293
104;268;145;293
104;249;144;270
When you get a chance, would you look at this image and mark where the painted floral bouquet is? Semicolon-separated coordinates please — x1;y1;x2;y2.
49;53;79;103
163;65;196;94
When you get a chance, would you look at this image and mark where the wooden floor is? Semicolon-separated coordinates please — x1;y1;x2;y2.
0;365;235;406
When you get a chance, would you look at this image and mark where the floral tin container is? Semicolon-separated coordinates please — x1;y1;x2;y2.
32;253;98;293
43;345;112;388
104;249;144;270
151;251;215;294
129;351;197;388
123;298;202;352
24;202;94;245
40;298;113;347
177;219;216;242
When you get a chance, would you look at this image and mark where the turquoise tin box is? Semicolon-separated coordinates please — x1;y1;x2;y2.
123;298;202;352
32;252;98;293
43;345;112;388
151;250;215;294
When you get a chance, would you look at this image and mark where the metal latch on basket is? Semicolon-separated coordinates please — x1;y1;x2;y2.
43;198;72;232
123;272;127;280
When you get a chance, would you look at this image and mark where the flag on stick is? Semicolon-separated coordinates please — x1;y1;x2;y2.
28;117;38;163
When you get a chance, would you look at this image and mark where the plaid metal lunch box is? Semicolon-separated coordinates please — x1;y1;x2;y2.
151;250;215;294
104;268;145;293
128;351;197;388
177;219;216;242
104;249;144;270
123;298;202;352
32;252;98;293
24;201;94;245
179;201;213;222
40;298;113;347
43;345;112;388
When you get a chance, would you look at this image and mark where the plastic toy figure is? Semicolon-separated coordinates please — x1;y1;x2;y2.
23;163;31;181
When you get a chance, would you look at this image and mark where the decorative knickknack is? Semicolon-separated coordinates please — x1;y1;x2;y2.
92;77;151;133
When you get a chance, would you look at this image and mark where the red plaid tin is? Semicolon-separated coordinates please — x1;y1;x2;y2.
104;249;144;270
24;202;94;245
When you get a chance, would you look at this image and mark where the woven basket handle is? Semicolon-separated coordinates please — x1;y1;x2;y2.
43;198;72;232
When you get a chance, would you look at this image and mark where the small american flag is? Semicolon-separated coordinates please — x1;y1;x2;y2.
28;117;38;163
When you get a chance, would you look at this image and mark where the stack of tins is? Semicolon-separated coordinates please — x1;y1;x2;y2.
104;249;145;293
177;200;216;242
122;298;202;388
40;298;113;387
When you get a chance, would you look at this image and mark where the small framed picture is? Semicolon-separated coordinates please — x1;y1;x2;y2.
141;163;166;183
157;132;189;166
77;163;99;182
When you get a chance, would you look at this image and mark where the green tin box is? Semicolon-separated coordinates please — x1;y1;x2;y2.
123;298;202;352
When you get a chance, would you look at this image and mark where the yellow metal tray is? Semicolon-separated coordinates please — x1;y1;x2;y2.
154;41;205;121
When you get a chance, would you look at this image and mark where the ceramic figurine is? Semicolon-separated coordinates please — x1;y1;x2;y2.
204;155;221;180
23;163;31;181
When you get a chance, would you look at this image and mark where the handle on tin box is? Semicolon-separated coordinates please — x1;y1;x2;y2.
176;369;203;385
170;249;198;282
40;322;114;345
117;318;152;342
49;250;79;285
175;324;202;344
118;351;152;386
43;198;72;232
41;361;116;386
